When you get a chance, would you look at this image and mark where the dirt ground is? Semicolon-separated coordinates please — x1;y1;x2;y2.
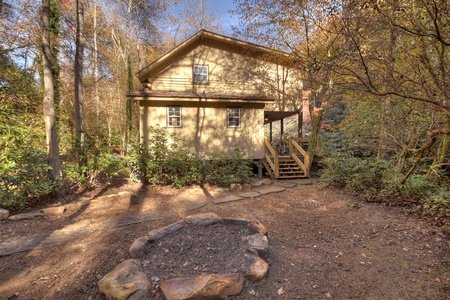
1;178;449;300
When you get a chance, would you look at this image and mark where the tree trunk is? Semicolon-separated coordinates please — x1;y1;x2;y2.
42;0;63;179
377;6;397;163
75;0;85;148
93;0;99;117
432;117;450;168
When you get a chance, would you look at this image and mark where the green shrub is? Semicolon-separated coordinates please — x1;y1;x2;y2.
203;147;253;185
322;152;450;212
0;105;59;211
321;155;385;193
64;132;127;189
128;127;253;187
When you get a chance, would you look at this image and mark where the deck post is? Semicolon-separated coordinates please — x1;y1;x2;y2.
257;159;263;179
269;122;273;142
297;110;303;138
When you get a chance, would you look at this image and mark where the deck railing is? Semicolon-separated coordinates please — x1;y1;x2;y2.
289;137;310;177
264;137;279;177
264;137;311;178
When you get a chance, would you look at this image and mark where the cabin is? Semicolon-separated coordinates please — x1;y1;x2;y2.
128;30;311;179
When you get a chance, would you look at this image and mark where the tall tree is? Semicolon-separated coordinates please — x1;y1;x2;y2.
74;0;85;148
42;0;63;179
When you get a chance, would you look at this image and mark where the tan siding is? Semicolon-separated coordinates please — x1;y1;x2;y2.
150;44;302;112
140;102;265;159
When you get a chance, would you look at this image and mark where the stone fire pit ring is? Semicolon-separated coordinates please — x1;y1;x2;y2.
98;213;269;300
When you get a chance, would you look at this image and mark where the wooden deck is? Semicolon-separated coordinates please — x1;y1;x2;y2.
263;137;311;179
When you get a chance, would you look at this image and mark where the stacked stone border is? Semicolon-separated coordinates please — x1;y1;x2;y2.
98;212;270;300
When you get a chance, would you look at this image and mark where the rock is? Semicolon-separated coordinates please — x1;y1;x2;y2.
275;182;298;188
0;208;9;221
249;179;262;187
118;191;133;196
229;183;243;193
248;233;269;260
222;217;249;226
213;195;243;204
159;273;244;300
129;236;152;259
242;183;252;191
248;220;268;236
8;212;44;221
41;206;65;216
147;221;185;240
261;178;273;185
245;255;269;281
185;213;221;226
258;186;286;195
239;192;260;198
98;259;150;300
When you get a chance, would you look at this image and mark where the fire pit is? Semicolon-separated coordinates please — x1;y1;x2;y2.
98;213;269;299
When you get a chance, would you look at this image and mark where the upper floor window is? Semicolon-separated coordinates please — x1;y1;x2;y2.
227;108;240;128
193;65;208;83
167;107;181;127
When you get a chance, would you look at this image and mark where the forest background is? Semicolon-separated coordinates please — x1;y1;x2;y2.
0;0;449;219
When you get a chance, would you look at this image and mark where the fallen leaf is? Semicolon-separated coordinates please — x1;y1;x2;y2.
277;287;286;295
249;289;257;296
402;247;408;251
283;278;289;281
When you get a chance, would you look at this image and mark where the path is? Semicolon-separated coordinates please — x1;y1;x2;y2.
0;179;312;257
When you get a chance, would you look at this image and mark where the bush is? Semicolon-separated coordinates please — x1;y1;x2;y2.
203;147;254;185
322;152;450;212
321;155;385;194
0;105;59;211
128;127;253;187
64;132;127;189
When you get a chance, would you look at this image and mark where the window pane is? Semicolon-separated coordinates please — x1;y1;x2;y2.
167;107;181;127
193;65;208;83
227;108;240;127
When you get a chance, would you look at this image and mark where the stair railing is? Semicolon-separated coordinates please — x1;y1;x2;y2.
289;137;310;177
264;137;279;177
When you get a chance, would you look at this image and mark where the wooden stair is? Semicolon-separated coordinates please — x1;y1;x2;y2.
264;156;307;179
263;137;311;180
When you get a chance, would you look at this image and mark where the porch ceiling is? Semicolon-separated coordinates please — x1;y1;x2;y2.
264;111;300;124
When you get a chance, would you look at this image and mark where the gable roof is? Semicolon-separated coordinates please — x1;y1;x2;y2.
136;29;292;82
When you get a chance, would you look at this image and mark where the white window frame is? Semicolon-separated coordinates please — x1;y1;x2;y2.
193;64;208;84
227;108;241;128
167;107;182;127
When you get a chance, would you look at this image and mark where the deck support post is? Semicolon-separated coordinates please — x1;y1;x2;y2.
297;110;303;138
269;122;273;142
257;159;263;179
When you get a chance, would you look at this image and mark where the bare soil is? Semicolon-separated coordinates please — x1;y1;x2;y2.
1;178;449;300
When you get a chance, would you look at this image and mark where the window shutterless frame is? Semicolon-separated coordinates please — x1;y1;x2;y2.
193;65;208;84
227;108;241;128
167;107;182;127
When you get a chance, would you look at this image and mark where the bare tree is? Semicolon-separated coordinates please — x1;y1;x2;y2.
75;0;85;150
42;0;63;179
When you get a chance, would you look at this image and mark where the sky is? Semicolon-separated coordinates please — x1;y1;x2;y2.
210;0;240;34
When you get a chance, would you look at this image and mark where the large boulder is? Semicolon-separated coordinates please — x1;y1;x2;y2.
229;183;242;193
98;259;151;300
247;233;269;260
0;208;9;221
8;212;44;221
159;273;244;300
245;255;269;281
185;213;221;226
